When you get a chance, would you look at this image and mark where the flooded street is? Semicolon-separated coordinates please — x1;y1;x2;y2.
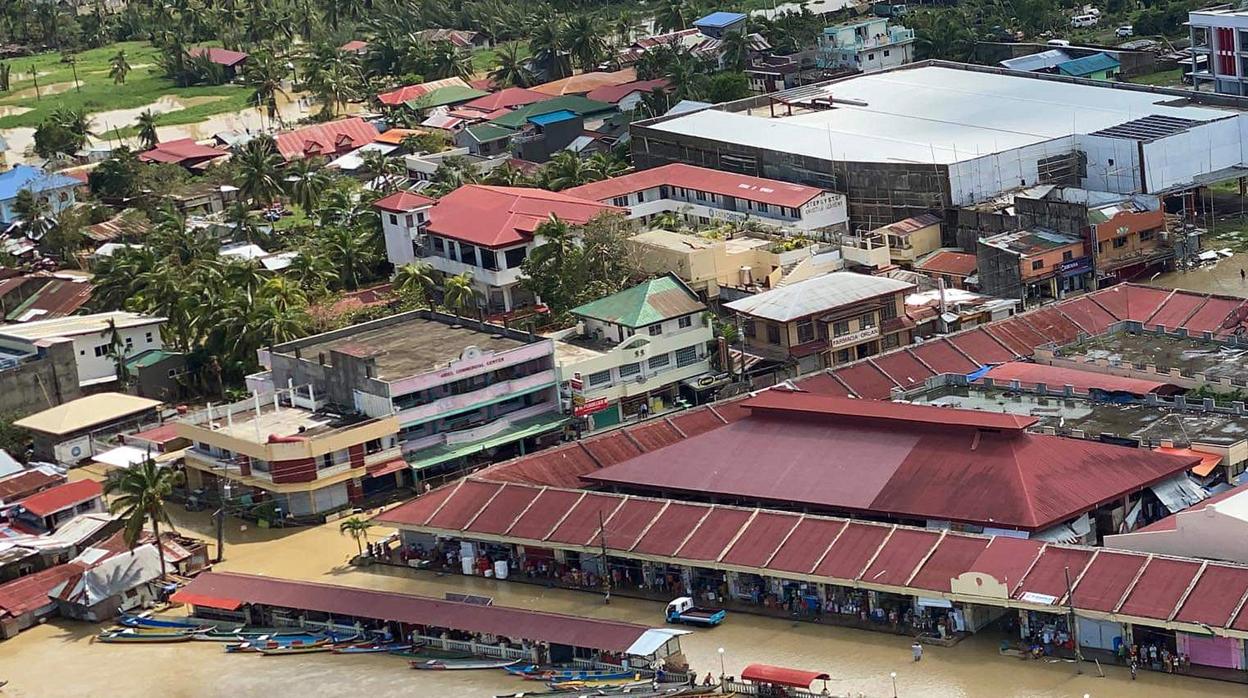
1148;252;1248;299
0;504;1244;697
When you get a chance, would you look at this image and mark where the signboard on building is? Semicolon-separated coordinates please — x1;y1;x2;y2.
573;397;611;417
828;325;880;349
1059;256;1092;277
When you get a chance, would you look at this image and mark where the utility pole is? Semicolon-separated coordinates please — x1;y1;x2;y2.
30;65;39;100
68;55;80;93
598;510;611;605
1064;565;1083;675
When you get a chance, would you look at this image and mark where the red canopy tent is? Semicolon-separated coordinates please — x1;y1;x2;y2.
740;664;831;688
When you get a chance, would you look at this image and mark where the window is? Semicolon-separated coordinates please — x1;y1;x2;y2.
744;320;756;338
618;362;641;378
58;192;68;203
766;324;781;344
1062;250;1074;261
883;49;890;57
860;313;876;329
504;247;527;268
612;196;628;207
648;353;671;370
835;349;850;363
405;215;414;227
389;214;398;225
695;190;707;201
867;52;875;60
758;203;769;213
648;324;663;336
1140;229;1155;242
145;332;153;343
675;345;698;367
432;237;445;254
797;319;815;343
882;334;900;349
459;244;478;266
587;370;611;387
678;315;693;329
1113;236;1128;248
94;344;110;357
880;302;897;321
481;249;499;271
832;320;849;337
1031;259;1044;270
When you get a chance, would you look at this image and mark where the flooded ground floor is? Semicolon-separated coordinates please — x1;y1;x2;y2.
1;508;1246;698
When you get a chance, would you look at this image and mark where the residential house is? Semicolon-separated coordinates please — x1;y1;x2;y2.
746;55;802;93
0;311;167;389
1086;197;1172;284
904;286;1018;336
873;213;943;266
123;349;187;403
49;543;163;622
0;166;80;225
187;47;249;81
1000;49;1074;73
485;96;618;162
138;138;229;170
532;69;638;97
4;275;93;323
817;17;915;73
585;79;670;112
629;228;826;300
914;249;978;289
0;560;87;637
0;512;118;583
404;85;491;114
564;163;849;238
255;309;565;481
0;468;66;509
339;40;370;55
456;123;515;157
549;275;716;431
374;190;437;268
399;185;620;314
413;28;490;49
377;77;475;108
977;228;1092;303
692;11;749;39
14;393;163;464
1057;52;1121;80
177;386;402;519
459;87;553;114
8;480;105;534
273;118;379;163
724;271;916;371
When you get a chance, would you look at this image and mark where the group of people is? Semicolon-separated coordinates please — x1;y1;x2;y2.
1124;642;1190;677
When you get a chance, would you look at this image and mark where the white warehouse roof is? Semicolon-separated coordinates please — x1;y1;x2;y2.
647;65;1238;165
0;311;164;342
725;271;914;322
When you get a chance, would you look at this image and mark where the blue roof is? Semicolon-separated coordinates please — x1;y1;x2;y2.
0;165;79;201
694;11;747;28
528;109;578;126
1057;52;1120;77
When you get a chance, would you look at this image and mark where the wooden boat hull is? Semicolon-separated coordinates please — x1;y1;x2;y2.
546;670;637;683
256;644;334;656
332;642;412;654
411;658;522;670
97;631;194;644
119;615;207;629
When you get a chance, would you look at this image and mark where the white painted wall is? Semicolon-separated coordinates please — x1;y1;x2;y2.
1141;116;1243;193
1078;134;1142;193
71;321;165;385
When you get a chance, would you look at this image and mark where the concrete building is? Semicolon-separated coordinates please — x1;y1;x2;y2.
632;63;1248;231
873;213;942;267
724;271;915;371
256;309;565;479
692;11;748;39
14;393;162;464
8;480;105;534
816;17;915;74
0;312;166;390
0;338;81;418
177;387;402;519
1188;5;1248;95
976;228;1091;304
629;229;827;300
914;249;977;289
549;275;715;431
1105;484;1248;564
564;163;849;238
0;166;79;225
374;191;436;268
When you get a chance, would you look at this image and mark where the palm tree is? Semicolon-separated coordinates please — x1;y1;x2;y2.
586;152;627;181
135;109;159;150
539;151;593;191
530;215;575;270
225;201;265;245
720;31;751;72
321;226;378;290
310;60;358;118
529;22;570;81
109;49;132;84
426;40;474;81
360;149;405;193
284;250;336;296
654;0;692;33
561;16;608;72
244;52;290;129
105;459;183;579
11;190;54;240
442;271;478;316
612;11;641;47
53;107;94;146
284;158;329;212
636;87;672;119
258;276;308;312
339;516;373;556
482;163;532;187
489;42;535;89
235;137;285;205
394;261;436;307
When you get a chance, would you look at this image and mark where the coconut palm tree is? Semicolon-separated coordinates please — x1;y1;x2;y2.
489;42;535;89
529;22;570;81
561;16;608;72
720;31;751;72
235;137;285;205
283;249;336;296
539;151;594;191
135;109;160;150
586;152;627;181
105;458;183;579
310;60;358;118
394;261;436;307
442;271;478;316
426;40;474;81
654;0;692;33
258;276;308;312
530;214;575;270
11;190;55;240
321;225;378;290
612;11;642;47
284;157;329;212
109;49;132;84
339;516;373;556
482;163;532;187
244;52;290;129
360;149;405;193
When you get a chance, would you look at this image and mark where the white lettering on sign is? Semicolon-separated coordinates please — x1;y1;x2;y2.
828;326;880;349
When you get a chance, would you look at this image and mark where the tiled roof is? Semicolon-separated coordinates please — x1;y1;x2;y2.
565;162;825;209
424;185;620;248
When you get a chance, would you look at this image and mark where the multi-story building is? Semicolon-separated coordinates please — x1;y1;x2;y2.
1188;5;1248;95
549;275;715;431
564;163;848;238
256;309;565;478
0;166;79;225
817;17;915;74
977;228;1092;304
872;213;943;267
724;271;915;371
177;388;403;519
378;185;620;315
0;312;166;390
629;229;826;301
375;190;436;268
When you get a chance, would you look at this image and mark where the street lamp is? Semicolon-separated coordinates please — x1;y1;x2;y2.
890;671;897;698
717;647;725;679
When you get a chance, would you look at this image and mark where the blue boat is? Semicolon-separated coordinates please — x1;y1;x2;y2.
546;670;637;683
119;615;207;629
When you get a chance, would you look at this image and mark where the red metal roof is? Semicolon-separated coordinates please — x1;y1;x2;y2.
743;391;1036;431
1018;308;1083;345
984;321;1046;356
1183;296;1242;334
908;534;990;592
981;362;1176;395
1174;565;1248;627
127;423;182;446
814;523;890;580
18;479;101;517
915;250;977;277
580;433;643;467
967;537;1044;587
476;444;601;488
373;190;436;213
1055;297;1118;335
741;664;829;688
339;40;369;52
632;502;708;557
506;489;584;539
138;138;227;166
791;371;854;397
377;484;457;527
425;185;620;248
869;351;934;390
626;421;684;451
668;407;727;437
1014;546;1095;601
274;117;378;162
426;479;499;530
829;361;897;399
1070;551;1147;612
564;163;826;209
948;328;1017;364
0;469;65;503
675;507;752;560
465;482;544;535
376;78;473;106
1089;284;1171;322
585;78;670;104
546;493;623;545
462;87;553;112
188;46;248;66
600;498;667;551
909;339;978;375
172;572;651;653
0;561;87;618
861;528;940;587
1118;558;1202;619
1146;292;1204;329
767;518;847;575
720;512;802;568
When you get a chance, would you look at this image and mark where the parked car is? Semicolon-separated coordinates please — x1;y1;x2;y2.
1116;24;1134;37
1071;14;1099;27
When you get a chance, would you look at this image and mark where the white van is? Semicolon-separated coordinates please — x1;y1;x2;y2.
1071;14;1099;27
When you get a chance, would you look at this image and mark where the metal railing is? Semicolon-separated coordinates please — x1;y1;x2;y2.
413;635;535;661
723;679;835;697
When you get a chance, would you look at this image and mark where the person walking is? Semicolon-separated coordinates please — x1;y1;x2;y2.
1130;659;1138;680
911;641;923;662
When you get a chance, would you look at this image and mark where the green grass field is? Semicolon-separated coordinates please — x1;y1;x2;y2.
470;43;532;72
0;41;254;133
1126;69;1185;87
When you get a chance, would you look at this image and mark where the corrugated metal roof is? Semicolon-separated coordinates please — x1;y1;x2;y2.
1146;291;1205;329
1118;557;1202;619
425;185;619;248
566;162;826;209
720;511;801;568
981;362;1175;395
1057;52;1120;77
570;274;704;328
725;272;914;322
14;393;162;436
17;479;101;517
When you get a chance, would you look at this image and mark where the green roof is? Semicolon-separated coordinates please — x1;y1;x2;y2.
570;274;705;328
124;349;181;369
405;85;490;110
464;123;515;143
406;411;567;471
490;96;616;129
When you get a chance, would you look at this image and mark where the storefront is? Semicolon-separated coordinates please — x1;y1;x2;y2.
1177;632;1245;671
1077;616;1125;653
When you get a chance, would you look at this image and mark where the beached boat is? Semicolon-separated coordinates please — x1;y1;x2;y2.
332;642;412;654
119;615;210;630
256;643;336;656
225;637;330;653
410;658;523;670
193;628;311;642
96;629;195;644
545;669;638;683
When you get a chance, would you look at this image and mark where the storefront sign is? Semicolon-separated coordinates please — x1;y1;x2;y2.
1059;256;1092;277
573;397;611;417
828;325;880;349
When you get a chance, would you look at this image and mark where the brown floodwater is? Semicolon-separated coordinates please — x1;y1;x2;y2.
1148;252;1248;298
2;508;1246;698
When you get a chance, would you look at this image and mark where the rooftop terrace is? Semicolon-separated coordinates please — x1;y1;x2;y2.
1059;331;1248;382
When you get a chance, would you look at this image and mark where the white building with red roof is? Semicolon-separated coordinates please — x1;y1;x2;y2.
387;185;621;314
374;190;437;267
564;163;847;237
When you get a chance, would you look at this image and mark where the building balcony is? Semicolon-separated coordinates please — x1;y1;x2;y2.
395;369;557;425
421;254;524;288
402;403;566;472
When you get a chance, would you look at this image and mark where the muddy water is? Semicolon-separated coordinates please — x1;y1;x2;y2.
1;509;1245;698
1149;251;1248;299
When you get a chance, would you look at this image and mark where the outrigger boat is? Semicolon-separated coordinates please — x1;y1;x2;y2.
332;641;413;654
193;628;312;642
411;658;523;670
256;643;337;656
544;670;639;683
119;614;216;630
96;629;195;644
